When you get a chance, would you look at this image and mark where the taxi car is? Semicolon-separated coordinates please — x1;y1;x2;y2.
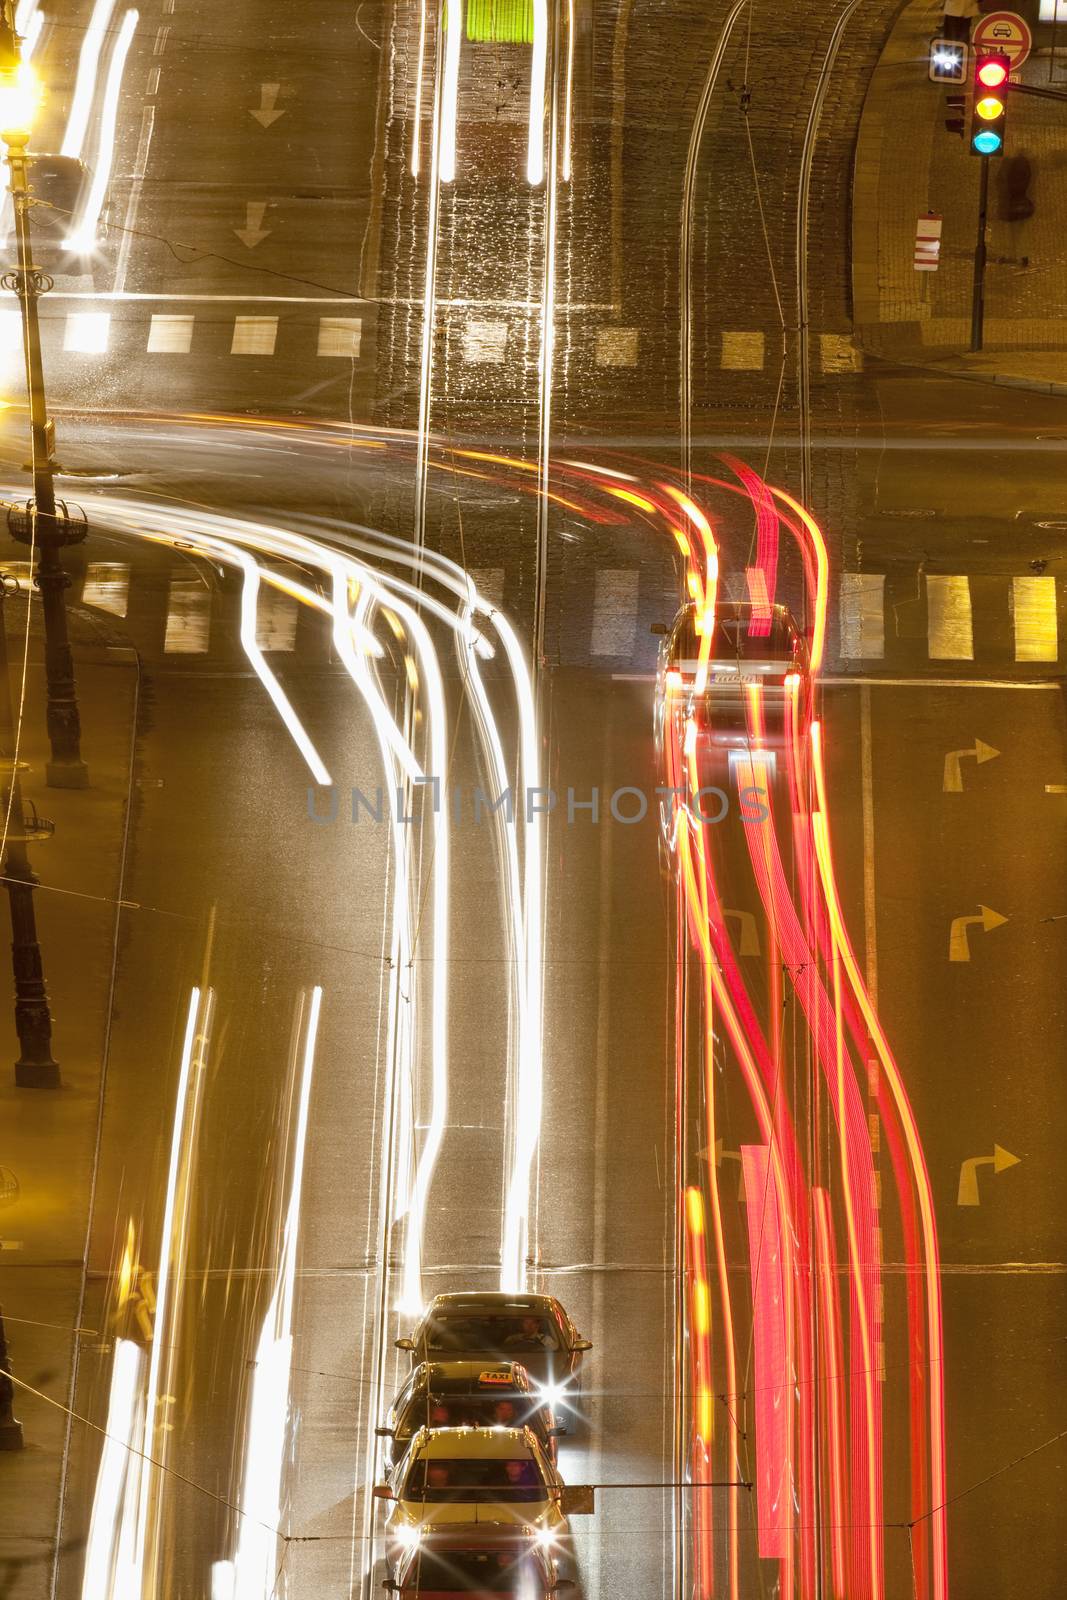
373;1425;591;1565
395;1293;591;1404
377;1361;566;1472
384;1527;572;1596
20;156;106;269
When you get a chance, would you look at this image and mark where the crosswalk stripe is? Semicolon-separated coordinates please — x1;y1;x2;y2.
231;316;279;356
1012;575;1058;662
82;562;130;617
163;576;211;653
64;312;111;353
595;327;639;367
317;317;362;357
721;331;764;370
926;575;973;660
590;568;639;656
470;567;505;608
463;320;508;364
838;573;885;659
255;587;298;652
147;314;194;354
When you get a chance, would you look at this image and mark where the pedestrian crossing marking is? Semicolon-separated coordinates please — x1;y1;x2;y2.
64;312;111;353
595;327;639;368
721;331;764;371
470;567;505;608
163;576;211;653
839;573;885;659
255;586;298;652
1012;575;1057;662
317;317;362;357
82;563;130;618
231;316;278;356
926;575;974;660
590;568;639;656
147;314;194;354
0;310;19;354
819;333;862;374
463;320;508;364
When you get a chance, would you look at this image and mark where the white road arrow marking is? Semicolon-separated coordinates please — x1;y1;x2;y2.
250;83;284;128
943;738;1000;793
948;904;1008;962
234;201;270;249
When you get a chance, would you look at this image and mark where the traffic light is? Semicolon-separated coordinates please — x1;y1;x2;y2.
971;51;1010;156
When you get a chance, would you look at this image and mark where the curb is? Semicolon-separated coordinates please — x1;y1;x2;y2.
858;346;1067;398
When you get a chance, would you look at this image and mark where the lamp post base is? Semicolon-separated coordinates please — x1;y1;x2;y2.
15;1056;60;1088
45;757;89;789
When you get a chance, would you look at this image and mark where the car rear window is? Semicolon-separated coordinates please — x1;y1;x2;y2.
403;1457;548;1503
424;1315;559;1353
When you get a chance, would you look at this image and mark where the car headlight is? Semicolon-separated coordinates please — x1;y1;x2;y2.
394;1525;421;1550
536;1381;569;1410
533;1528;556;1549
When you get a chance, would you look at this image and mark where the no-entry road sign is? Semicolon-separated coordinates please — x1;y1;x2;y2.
973;11;1032;69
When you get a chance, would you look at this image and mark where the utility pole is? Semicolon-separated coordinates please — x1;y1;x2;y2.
0;4;88;788
0;571;58;1087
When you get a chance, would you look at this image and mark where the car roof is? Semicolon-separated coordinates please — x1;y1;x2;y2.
408;1426;538;1460
424;1293;559;1314
413;1360;533;1392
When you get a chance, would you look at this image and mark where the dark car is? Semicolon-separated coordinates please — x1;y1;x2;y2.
378;1360;566;1472
22;155;105;269
654;598;811;752
396;1294;591;1403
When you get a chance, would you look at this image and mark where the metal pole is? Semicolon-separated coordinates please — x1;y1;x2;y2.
0;573;59;1086
969;155;990;353
3;132;88;788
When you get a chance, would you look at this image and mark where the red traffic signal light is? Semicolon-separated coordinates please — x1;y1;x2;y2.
976;56;1008;89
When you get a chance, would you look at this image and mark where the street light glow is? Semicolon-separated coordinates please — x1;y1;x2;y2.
0;62;41;139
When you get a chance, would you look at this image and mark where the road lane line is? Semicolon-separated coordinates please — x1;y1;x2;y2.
112;104;156;294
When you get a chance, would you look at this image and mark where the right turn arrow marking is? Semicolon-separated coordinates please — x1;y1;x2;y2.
943;738;1000;792
949;904;1008;962
957;1144;1021;1205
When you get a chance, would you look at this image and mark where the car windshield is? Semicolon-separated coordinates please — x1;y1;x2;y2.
424;1315;559;1353
402;1457;549;1504
403;1548;547;1594
400;1396;543;1434
26;161;85;236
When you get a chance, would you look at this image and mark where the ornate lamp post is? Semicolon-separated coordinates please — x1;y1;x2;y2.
0;33;88;788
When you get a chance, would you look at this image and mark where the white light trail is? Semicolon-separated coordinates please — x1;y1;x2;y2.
66;8;138;254
411;0;429;176
61;0;118;158
127;985;212;1600
528;0;548;183
439;0;463;183
17;0;43;59
215;987;323;1600
561;0;575;182
80;1339;145;1599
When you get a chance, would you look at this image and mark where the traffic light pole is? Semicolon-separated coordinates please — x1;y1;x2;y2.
2;131;88;789
969;155;990;353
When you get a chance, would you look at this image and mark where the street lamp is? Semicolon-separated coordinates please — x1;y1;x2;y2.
0;49;89;788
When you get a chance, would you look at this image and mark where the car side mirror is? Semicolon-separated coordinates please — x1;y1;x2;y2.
371;1484;394;1502
560;1484;595;1515
382;1584;401;1594
550;1583;576;1593
650;622;668;635
394;1337;415;1351
374;1426;394;1438
572;1338;592;1352
547;1424;568;1438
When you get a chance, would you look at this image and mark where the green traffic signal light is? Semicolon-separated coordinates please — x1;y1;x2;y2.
973;128;1003;155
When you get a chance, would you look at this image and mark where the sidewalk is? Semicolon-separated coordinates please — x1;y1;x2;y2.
0;576;139;1599
852;0;1067;392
